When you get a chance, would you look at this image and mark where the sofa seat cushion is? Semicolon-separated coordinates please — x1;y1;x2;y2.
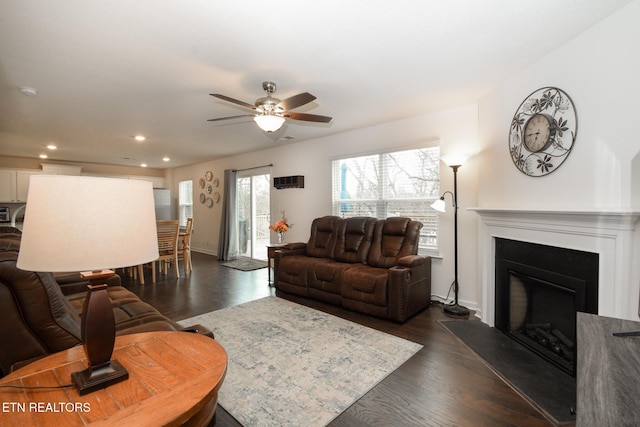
112;301;164;324
277;256;312;287
308;261;352;295
341;264;389;307
65;286;179;329
277;255;332;296
115;320;180;335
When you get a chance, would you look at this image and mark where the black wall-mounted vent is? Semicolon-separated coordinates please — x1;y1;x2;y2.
274;175;304;189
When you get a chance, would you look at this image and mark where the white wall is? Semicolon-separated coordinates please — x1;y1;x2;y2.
173;104;479;305
477;0;640;319
478;0;640;210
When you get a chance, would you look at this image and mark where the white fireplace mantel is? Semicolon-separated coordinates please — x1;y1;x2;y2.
470;208;640;326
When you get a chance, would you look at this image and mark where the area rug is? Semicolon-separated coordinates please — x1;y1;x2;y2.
221;257;267;271
179;296;422;427
440;319;576;425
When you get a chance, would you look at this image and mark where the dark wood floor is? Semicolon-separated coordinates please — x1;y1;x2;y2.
121;252;553;427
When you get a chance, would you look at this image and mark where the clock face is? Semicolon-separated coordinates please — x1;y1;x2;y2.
523;114;552;152
509;87;577;177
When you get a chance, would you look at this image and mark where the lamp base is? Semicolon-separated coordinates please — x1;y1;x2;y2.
443;303;470;318
72;359;129;395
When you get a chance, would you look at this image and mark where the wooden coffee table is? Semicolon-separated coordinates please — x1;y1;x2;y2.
0;331;226;426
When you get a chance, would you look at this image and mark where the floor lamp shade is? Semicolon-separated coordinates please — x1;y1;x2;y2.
16;175;159;395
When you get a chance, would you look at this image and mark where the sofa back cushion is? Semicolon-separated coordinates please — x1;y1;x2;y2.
367;217;423;268
334;217;376;263
0;233;82;373
305;216;341;258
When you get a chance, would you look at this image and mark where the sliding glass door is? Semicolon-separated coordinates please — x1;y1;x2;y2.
236;170;270;260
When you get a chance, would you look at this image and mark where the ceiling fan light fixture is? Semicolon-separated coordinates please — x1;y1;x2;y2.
254;115;285;132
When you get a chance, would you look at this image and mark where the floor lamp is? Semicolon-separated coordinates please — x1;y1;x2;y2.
17;175;159;394
431;155;470;317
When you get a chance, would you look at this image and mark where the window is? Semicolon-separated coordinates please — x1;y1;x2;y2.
331;146;440;252
178;180;193;227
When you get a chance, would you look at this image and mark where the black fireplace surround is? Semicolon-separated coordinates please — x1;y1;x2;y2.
495;238;599;376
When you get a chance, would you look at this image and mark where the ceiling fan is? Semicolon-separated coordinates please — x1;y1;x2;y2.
208;81;332;132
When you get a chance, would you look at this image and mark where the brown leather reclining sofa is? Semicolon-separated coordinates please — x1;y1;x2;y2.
0;230;208;377
274;216;431;323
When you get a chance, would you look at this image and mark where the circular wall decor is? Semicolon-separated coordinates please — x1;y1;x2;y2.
509;87;577;177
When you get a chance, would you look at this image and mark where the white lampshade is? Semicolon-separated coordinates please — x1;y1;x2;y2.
254;115;285;132
17;175;159;272
430;198;446;212
441;154;470;167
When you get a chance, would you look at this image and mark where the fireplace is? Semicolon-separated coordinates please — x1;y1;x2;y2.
471;208;640;324
494;238;598;376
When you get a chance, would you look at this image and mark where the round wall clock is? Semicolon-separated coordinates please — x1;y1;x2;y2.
509;87;577;177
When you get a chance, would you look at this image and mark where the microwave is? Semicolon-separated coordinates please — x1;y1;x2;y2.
0;207;9;223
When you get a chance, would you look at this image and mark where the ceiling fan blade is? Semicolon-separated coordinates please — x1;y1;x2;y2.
278;92;316;111
210;93;256;110
283;112;332;123
207;114;256;122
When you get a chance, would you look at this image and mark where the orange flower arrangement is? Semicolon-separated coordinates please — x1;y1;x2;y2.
269;211;292;233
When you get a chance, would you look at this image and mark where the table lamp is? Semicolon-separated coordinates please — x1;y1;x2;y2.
17;175;159;395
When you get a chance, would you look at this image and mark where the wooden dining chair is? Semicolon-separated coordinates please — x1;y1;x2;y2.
153;220;180;283
178;217;193;274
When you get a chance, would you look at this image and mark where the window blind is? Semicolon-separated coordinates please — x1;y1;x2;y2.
331;146;440;251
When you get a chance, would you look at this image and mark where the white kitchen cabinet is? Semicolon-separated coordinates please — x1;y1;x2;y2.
16;170;40;201
0;170;16;202
0;169;41;202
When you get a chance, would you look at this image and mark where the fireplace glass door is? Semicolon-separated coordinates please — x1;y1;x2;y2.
507;270;583;375
494;238;598;377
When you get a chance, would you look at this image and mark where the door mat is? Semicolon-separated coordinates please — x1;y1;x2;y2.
221;257;267;271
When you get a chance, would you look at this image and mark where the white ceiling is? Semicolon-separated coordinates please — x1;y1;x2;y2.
0;0;632;169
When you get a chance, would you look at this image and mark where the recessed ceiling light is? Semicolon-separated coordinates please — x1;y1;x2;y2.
19;86;38;96
46;144;57;150
162;157;170;162
140;163;147;168
134;135;146;142
39;154;48;159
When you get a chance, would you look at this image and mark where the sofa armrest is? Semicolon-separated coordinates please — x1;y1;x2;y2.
281;242;307;252
387;256;432;322
396;255;427;268
275;243;307;260
180;323;215;339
